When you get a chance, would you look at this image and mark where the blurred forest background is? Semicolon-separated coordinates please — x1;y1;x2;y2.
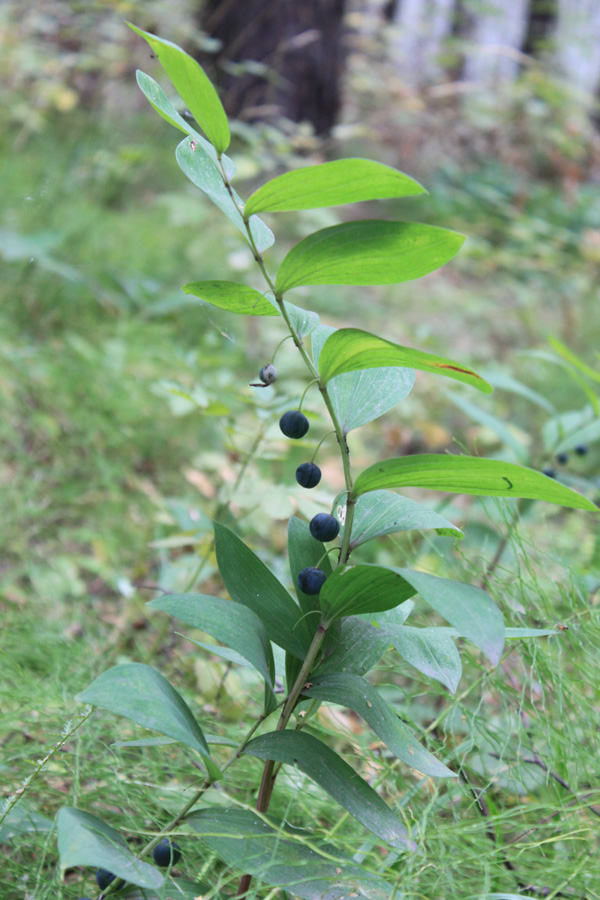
2;2;600;899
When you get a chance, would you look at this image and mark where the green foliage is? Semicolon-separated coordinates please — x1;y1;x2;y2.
3;21;599;900
56;808;163;890
274;220;465;292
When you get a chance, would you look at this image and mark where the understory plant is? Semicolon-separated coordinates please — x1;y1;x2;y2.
51;26;597;900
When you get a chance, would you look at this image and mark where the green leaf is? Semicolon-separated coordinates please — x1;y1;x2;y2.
148;593;274;687
436;626;558;640
393;570;505;665
318;328;492;395
504;627;558;638
351;454;598;512
338;489;462;549
56;807;163;889
484;371;555;414
214;523;312;659
288;517;333;620
187;808;395;900
128;24;230;153
548;335;600;385
448;392;528;462
381;625;462;693
320;564;417;623
0;805;53;843
136;70;212;147
285;301;319;337
244;731;415;850
275;220;465;294
176;137;274;254
181;280;279;316
314;617;393;677
76;663;220;778
244;158;425;216
304;673;455;777
311;325;415;432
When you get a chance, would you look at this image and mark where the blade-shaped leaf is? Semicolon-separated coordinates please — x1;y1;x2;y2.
76;663;220;778
319;564;417;623
351;454;598;511
393;570;505;665
311;324;415;432
129;25;230;153
244;158;425;216
244;731;415;850
548;335;600;385
315;617;393;677
484;370;555;414
285;301;319;337
275;220;465;294
135;70;217;153
214;523;312;659
182;280;279;316
176;137;274;254
187;808;395;900
304;672;455;777
448;391;528;462
318;328;492;394
0;805;53;843
505;627;558;638
381;624;462;693
435;626;558;639
148;594;274;687
288;517;333;620
337;489;462;549
57;808;163;889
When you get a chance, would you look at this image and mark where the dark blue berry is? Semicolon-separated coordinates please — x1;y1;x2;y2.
259;364;277;385
280;410;309;439
556;452;569;465
543;466;556;479
575;444;589;455
296;462;322;488
298;567;327;595
152;838;182;867
96;869;116;890
309;513;340;543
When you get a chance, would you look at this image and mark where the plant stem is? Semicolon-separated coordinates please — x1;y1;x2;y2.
242;231;358;567
0;707;94;829
219;166;356;898
236;622;328;899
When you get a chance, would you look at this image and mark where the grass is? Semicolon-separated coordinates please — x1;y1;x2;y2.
1;107;600;900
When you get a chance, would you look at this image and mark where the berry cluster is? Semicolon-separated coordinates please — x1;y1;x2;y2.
270;368;343;597
544;444;589;479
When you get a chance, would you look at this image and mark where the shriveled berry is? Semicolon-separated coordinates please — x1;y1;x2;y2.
96;869;116;890
575;444;589;455
310;513;340;543
153;838;182;867
259;364;277;385
280;410;309;439
556;452;569;465
296;462;322;488
543;466;556;479
298;567;327;595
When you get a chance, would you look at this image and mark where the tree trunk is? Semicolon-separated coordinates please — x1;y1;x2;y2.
462;0;530;83
555;0;600;97
390;0;457;85
199;0;347;134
